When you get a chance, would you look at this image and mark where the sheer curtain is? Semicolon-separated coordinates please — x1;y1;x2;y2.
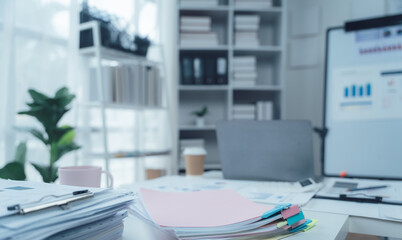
0;0;168;185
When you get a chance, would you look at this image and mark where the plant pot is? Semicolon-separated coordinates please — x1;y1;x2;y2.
196;117;205;127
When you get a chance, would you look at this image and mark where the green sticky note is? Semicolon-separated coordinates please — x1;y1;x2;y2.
276;221;288;228
303;219;318;232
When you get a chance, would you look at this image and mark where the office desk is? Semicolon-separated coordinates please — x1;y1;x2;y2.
121;176;402;239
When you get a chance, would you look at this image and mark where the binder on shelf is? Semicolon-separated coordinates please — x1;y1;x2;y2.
205;57;216;85
181;57;193;85
216;57;227;84
193;57;204;85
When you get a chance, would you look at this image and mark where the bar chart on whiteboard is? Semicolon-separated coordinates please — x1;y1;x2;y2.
330;63;402;122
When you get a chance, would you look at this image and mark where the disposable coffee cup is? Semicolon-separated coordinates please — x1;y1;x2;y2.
183;147;207;176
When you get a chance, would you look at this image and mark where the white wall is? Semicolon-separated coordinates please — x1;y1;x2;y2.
285;0;389;175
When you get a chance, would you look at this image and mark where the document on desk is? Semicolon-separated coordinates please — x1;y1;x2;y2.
141;188;275;228
306;178;402;221
0;179;135;240
133;187;315;239
315;178;402;205
237;187;317;206
131;176;246;192
0;179;105;217
129;176;317;206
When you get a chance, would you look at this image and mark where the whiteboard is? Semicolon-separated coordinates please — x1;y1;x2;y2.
324;17;402;179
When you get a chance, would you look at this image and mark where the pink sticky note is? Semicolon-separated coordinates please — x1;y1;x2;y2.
281;205;300;219
140;188;275;228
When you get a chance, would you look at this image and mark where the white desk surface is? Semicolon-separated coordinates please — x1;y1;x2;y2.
120;175;402;240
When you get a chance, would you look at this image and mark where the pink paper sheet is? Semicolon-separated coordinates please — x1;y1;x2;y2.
140;188;275;228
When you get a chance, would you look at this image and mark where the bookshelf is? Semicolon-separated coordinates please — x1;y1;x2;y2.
176;0;286;172
78;21;172;182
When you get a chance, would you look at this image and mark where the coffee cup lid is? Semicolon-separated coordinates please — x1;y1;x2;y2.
183;147;207;155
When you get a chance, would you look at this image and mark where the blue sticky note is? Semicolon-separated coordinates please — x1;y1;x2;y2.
262;203;291;219
290;223;308;233
286;211;305;225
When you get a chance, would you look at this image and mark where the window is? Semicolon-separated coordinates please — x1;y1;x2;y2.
0;0;166;185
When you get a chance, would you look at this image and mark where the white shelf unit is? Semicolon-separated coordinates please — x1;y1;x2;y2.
176;0;286;172
78;21;172;182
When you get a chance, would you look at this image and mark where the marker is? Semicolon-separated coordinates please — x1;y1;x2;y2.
347;185;388;192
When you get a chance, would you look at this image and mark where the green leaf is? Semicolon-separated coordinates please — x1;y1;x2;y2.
31;163;58;183
58;95;75;108
55;87;75;108
30;128;48;145
49;126;73;143
191;106;208;117
13;142;27;164
58;130;75;146
0;162;26;180
55;87;69;98
28;89;49;104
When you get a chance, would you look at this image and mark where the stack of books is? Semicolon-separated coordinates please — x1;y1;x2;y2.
131;188;316;239
256;101;273;120
234;15;260;46
180;16;218;46
233;104;256;120
233;56;257;86
180;0;218;7
233;102;273;120
234;0;273;8
89;64;162;107
0;179;134;239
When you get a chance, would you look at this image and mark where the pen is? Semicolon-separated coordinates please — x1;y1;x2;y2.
347;185;388;192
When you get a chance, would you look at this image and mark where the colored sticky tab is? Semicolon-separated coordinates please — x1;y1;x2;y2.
286;211;305;225
289;219;312;233
276;221;287;228
303;219;318;232
289;223;308;233
291;218;306;228
262;203;291;219
281;205;300;219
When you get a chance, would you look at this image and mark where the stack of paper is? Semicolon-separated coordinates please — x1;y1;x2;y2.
180;16;218;46
0;179;134;240
234;15;260;46
234;0;273;8
180;0;218;7
233;104;256;120
233;56;257;86
131;188;315;239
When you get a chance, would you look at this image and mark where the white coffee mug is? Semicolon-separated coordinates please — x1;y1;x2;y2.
58;166;113;188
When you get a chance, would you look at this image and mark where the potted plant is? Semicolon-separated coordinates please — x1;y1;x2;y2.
191;106;208;127
18;87;80;183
